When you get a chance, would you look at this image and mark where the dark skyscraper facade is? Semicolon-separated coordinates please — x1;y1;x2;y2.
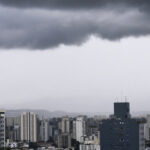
100;102;145;150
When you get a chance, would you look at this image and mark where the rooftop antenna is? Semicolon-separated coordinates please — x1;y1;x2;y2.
125;96;127;102
116;97;119;102
120;90;124;102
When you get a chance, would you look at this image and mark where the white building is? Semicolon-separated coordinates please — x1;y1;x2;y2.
0;110;5;147
21;112;37;142
80;144;100;150
40;120;49;142
75;116;86;142
80;134;100;150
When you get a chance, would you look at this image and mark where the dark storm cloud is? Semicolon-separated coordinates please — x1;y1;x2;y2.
0;0;149;10
0;0;150;49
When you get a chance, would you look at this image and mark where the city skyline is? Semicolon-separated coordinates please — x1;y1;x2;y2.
4;101;147;150
1;0;150;150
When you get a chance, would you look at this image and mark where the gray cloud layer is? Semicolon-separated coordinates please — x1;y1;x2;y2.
0;0;149;10
0;0;150;49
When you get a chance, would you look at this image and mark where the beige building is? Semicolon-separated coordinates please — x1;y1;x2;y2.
61;116;70;133
21;112;37;142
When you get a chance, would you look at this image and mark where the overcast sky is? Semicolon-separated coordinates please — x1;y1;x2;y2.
0;0;150;113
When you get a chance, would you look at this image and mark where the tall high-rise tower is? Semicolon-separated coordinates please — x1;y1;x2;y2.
75;116;86;142
61;116;70;134
21;112;37;142
40;120;49;142
0;110;5;147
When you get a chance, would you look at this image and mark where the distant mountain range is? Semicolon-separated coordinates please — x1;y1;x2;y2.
5;109;109;119
5;109;150;119
5;109;81;119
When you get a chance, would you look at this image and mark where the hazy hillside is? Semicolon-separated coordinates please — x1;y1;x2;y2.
5;109;80;119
